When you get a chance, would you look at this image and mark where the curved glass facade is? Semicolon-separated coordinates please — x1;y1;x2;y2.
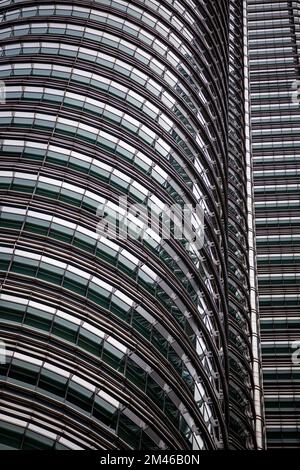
0;0;261;450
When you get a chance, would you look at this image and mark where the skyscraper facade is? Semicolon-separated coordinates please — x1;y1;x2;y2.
248;0;300;449
0;0;266;450
228;0;264;449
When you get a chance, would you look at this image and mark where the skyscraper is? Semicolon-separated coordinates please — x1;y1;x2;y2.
228;0;264;450
248;0;300;449
0;0;271;451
